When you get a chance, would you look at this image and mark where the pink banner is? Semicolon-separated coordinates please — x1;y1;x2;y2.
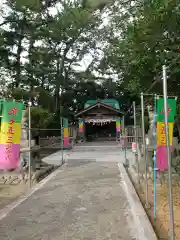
157;146;172;171
116;126;120;132
64;137;69;147
79;128;84;133
0;144;20;170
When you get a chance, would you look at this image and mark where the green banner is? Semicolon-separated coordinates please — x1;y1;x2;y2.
2;101;24;123
63;118;68;128
0;100;3;117
157;98;176;122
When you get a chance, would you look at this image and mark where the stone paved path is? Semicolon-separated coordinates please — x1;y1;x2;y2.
42;141;133;166
0;161;137;240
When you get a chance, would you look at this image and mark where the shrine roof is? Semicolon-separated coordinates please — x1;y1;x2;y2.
84;99;120;109
75;100;124;117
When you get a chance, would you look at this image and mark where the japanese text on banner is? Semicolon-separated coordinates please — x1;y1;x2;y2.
5;107;18;162
156;122;173;146
157;98;176;122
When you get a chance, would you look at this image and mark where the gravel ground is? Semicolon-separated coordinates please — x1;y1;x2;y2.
0;184;27;209
134;180;180;240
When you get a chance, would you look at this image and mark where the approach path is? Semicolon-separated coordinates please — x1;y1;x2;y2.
0;141;154;240
42;141;133;166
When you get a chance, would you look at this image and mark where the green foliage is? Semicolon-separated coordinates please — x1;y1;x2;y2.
172;156;180;174
0;0;146;127
15;0;41;11
82;0;112;10
25;107;54;130
103;1;180;94
10;88;30;101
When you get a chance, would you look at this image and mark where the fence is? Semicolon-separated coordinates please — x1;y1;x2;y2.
120;125;142;149
20;126;77;163
126;125;142;138
18;127;61;187
18;103;78;187
17;116;77;186
124;136;143;148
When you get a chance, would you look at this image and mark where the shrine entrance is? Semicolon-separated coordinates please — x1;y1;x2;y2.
85;121;116;141
75;99;124;142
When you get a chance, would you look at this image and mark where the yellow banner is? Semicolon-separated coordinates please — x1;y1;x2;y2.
156;122;173;146
64;128;69;137
0;122;22;144
79;123;83;128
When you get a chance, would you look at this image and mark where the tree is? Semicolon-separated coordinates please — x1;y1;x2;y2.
24;107;54;137
0;0;140;130
102;1;180;94
97;1;180;135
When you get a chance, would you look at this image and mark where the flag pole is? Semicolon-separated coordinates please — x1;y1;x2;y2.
162;65;175;240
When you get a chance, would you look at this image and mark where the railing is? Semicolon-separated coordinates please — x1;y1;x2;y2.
119;136;143;148
39;136;76;147
19;140;66;188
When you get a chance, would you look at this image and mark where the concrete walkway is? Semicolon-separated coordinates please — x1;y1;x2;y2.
0;161;138;240
42;141;133;166
0;142;157;240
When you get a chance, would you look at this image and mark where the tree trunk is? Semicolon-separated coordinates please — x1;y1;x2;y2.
15;31;23;87
54;44;73;111
28;33;35;90
54;59;60;110
176;122;180;143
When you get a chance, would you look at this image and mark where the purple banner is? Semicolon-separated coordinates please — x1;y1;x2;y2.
157;146;172;171
116;126;120;132
64;137;69;147
0;144;20;170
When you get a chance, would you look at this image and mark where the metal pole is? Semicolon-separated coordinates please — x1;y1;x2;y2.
124;127;127;165
122;115;125;149
60;117;64;165
141;92;149;208
133;101;139;184
153;94;157;218
162;65;175;240
122;116;125;130
28;103;31;188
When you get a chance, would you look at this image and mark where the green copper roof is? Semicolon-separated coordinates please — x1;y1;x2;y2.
84;99;120;110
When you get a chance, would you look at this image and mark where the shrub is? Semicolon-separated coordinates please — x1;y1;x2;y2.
24;107;54;137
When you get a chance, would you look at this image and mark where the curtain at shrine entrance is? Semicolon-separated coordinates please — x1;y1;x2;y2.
85;121;116;141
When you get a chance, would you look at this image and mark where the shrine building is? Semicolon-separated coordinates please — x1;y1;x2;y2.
75;99;124;141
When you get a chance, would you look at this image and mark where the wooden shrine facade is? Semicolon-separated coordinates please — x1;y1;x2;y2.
75;100;124;141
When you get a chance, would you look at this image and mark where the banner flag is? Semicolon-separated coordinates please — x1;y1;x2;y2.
156;98;176;171
0;101;24;170
157;98;176;122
